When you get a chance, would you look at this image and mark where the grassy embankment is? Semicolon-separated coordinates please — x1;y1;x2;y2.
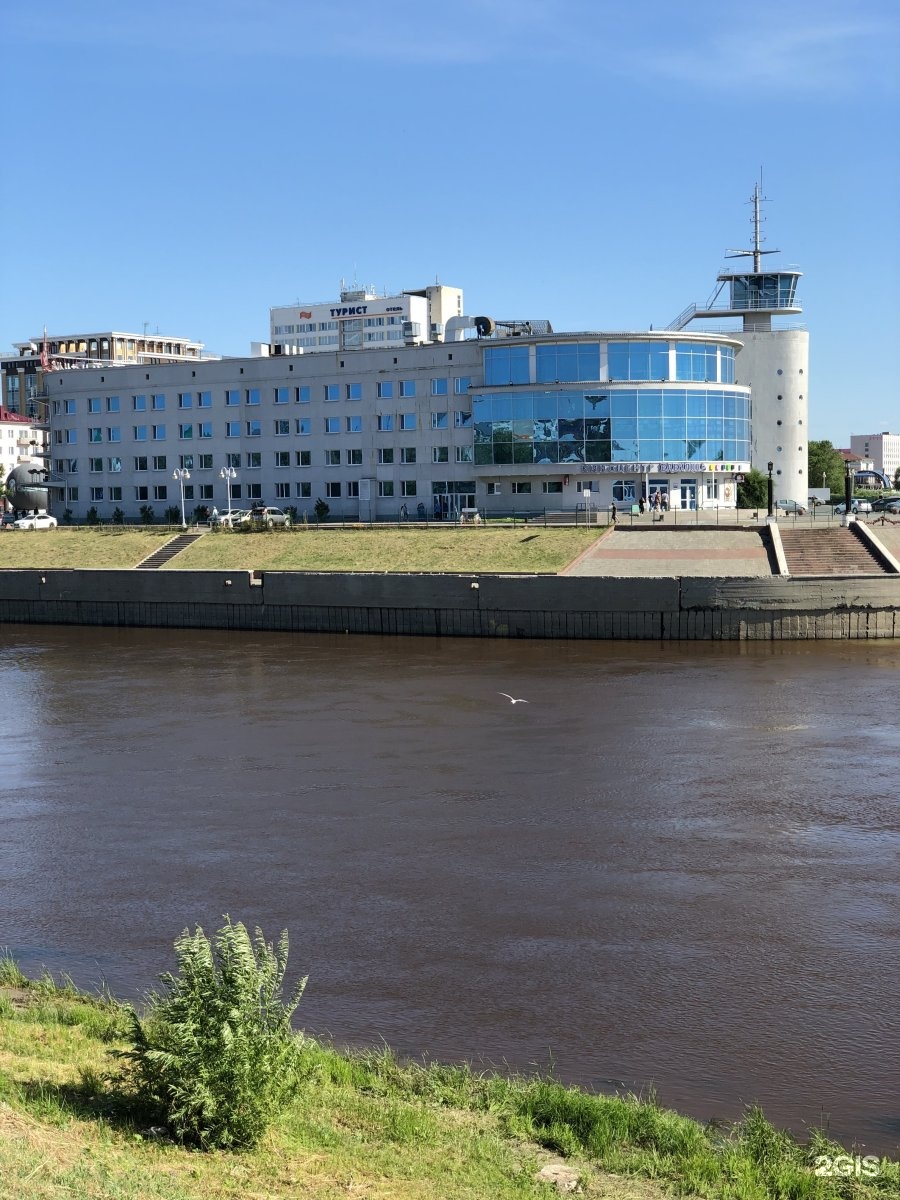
1;960;896;1200
0;526;601;574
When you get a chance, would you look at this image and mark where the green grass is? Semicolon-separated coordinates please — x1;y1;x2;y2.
167;526;601;573
1;967;897;1199
0;527;173;569
0;526;601;574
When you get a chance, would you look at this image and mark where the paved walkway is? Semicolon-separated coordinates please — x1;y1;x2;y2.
563;527;773;577
867;517;900;561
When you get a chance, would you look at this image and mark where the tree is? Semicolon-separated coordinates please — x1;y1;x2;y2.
112;507;125;525
737;468;767;509
139;504;155;525
807;440;845;496
314;497;330;521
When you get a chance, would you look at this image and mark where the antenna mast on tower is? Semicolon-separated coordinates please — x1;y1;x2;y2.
725;177;779;272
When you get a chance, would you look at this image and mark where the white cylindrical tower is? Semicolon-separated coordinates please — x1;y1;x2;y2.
671;183;809;504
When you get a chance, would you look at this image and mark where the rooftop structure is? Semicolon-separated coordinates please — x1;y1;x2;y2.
269;283;463;354
13;330;206;367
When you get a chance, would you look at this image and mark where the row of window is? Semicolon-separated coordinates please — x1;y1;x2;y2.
54;379;473;416
273;317;407;334
56;410;475;444
72;478;431;504
70;476;621;506
484;342;736;386
56;443;477;476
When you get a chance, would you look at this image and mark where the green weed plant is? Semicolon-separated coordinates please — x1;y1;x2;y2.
124;917;307;1149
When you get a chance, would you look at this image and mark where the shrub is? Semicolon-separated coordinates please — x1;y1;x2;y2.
111;507;125;525
85;506;101;526
164;506;182;525
124;918;307;1149
139;504;155;525
314;497;330;521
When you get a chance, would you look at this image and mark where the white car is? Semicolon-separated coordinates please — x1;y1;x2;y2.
216;509;248;528
13;513;58;530
833;500;873;515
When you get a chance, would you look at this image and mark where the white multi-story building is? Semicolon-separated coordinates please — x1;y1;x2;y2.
41;192;809;521
849;433;900;487
0;408;44;494
270;284;463;355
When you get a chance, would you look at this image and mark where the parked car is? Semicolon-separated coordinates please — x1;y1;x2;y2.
775;499;807;515
13;512;58;530
871;496;900;512
834;499;873;514
0;512;17;529
217;508;249;528
246;506;292;529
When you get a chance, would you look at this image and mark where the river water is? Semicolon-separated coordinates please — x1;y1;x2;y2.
1;625;898;1152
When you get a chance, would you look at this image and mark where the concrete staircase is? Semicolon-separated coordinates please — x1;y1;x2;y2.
135;532;203;570
778;526;889;575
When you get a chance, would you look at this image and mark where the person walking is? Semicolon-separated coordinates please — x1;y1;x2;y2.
610;501;618;524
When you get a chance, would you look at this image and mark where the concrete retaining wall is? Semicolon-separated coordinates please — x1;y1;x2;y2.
0;570;897;639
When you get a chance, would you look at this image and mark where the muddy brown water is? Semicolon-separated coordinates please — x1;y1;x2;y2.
1;625;898;1152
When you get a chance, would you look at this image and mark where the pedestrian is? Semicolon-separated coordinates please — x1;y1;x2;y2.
610;501;617;524
661;493;669;512
639;495;646;515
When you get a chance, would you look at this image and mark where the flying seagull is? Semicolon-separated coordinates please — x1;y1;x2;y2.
498;693;529;704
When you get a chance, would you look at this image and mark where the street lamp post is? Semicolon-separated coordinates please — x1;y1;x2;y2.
172;468;190;528
220;466;237;522
844;463;854;522
767;461;774;519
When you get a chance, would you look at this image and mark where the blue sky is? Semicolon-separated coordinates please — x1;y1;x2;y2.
2;0;897;444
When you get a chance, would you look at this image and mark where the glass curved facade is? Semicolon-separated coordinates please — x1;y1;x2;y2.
472;388;750;465
484;341;735;386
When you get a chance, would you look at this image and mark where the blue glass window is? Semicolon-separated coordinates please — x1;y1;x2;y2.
297;386;311;403
484;345;529;385
608;342;669;381
535;342;600;383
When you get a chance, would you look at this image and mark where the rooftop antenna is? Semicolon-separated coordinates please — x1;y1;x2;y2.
725;172;778;272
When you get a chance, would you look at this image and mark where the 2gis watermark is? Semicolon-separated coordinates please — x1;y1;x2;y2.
814;1153;881;1178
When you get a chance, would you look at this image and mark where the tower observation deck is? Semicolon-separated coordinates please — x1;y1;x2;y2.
668;182;802;332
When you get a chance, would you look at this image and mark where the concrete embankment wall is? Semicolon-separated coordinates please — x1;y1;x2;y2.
0;570;898;639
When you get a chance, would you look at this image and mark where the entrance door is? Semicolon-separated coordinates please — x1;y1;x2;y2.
646;479;669;508
433;492;474;520
679;480;697;511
